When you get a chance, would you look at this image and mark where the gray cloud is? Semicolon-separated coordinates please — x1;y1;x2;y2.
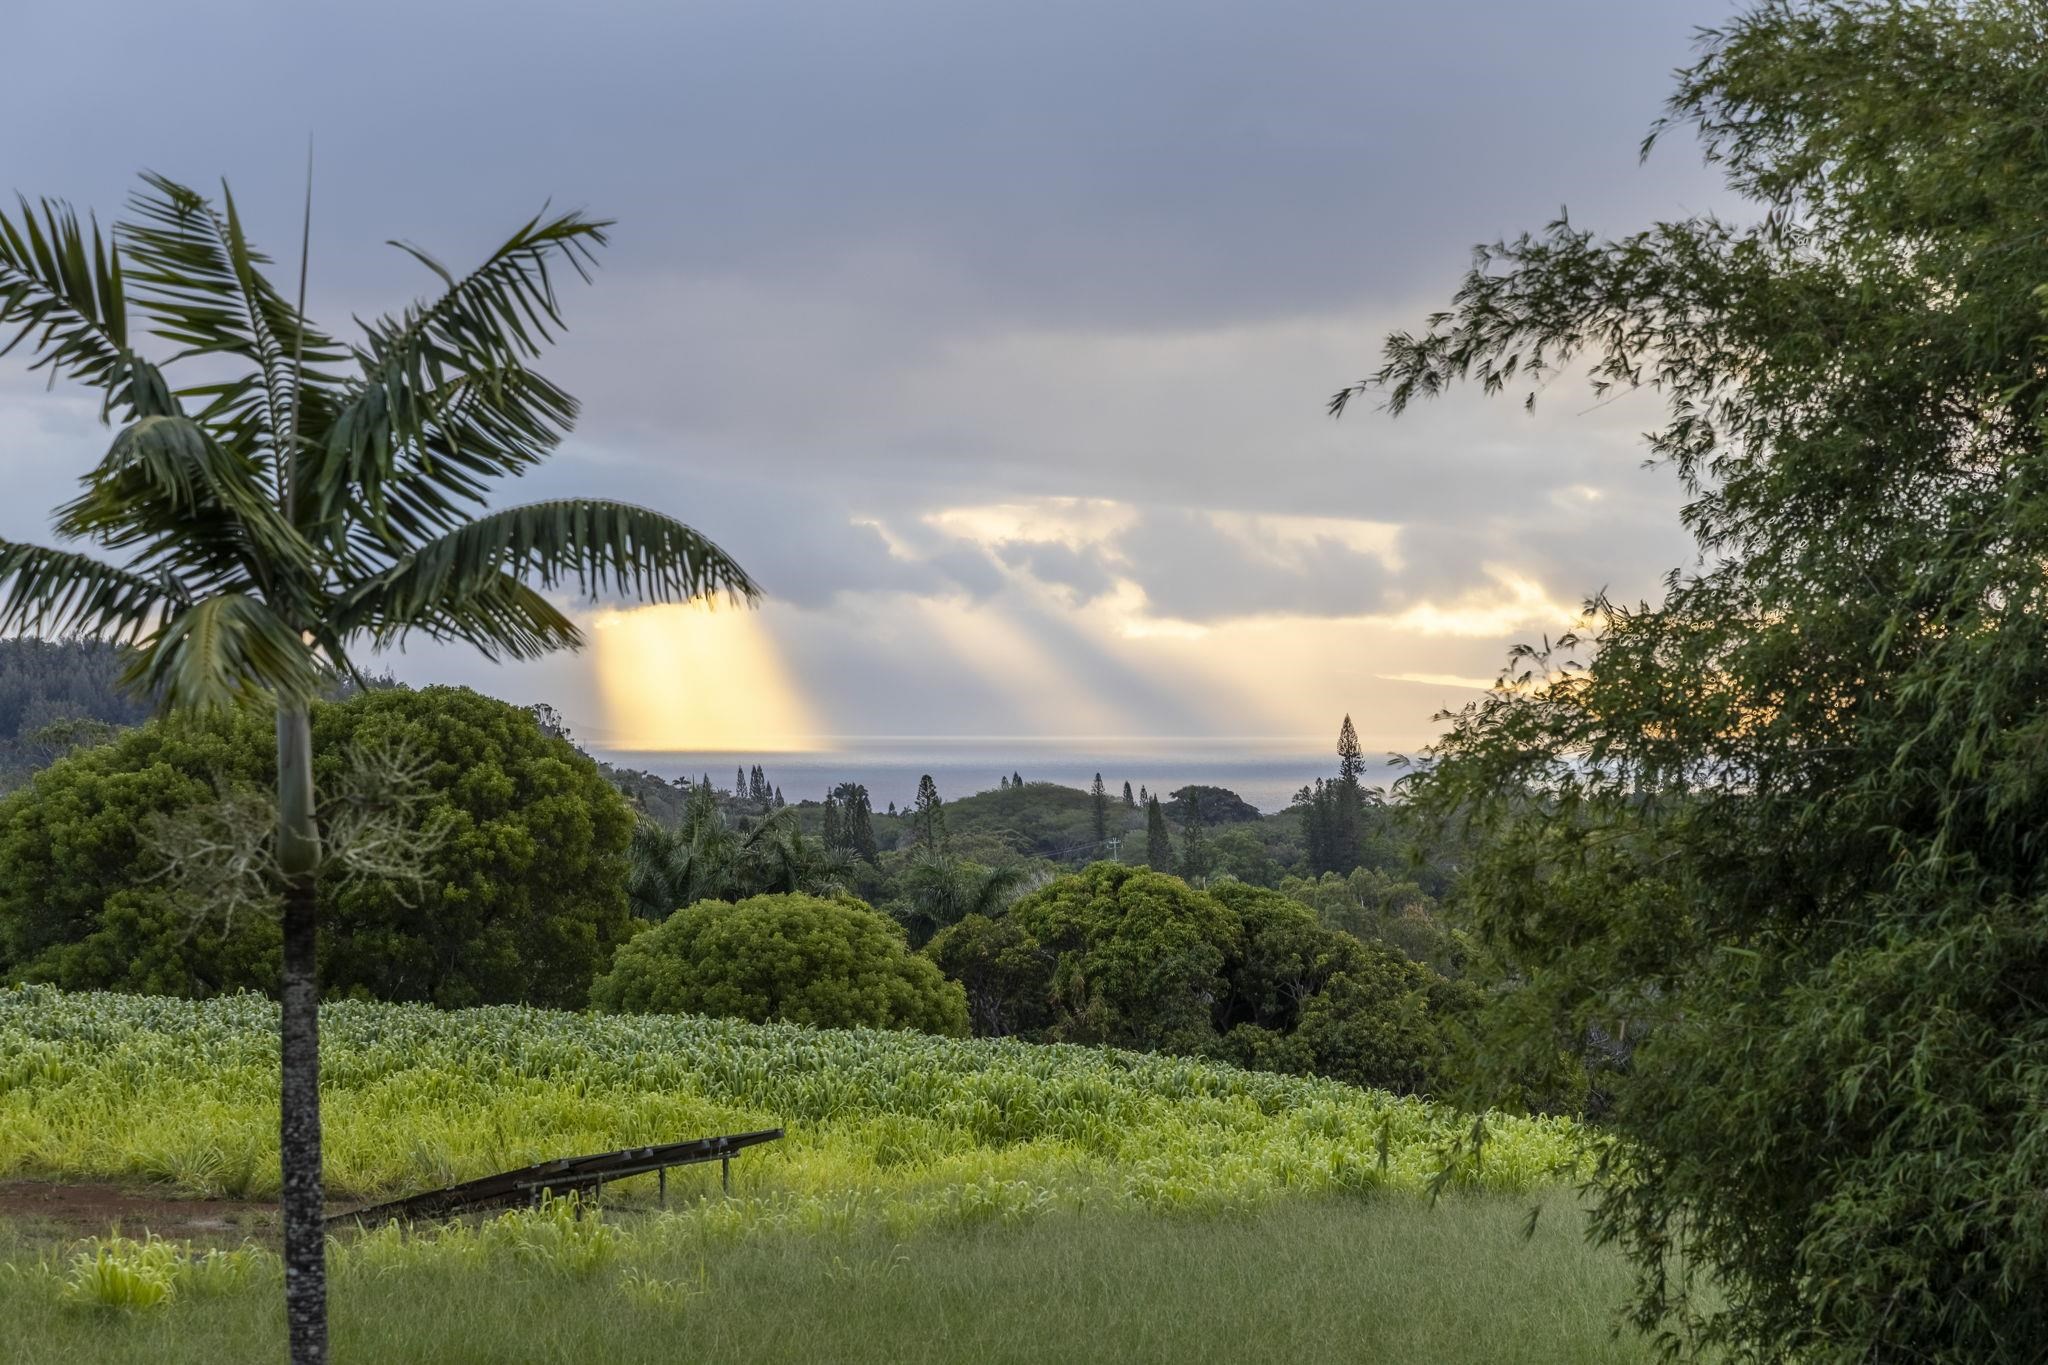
996;541;1120;604
0;0;1738;744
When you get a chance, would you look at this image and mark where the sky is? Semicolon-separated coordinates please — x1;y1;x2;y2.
0;0;1740;759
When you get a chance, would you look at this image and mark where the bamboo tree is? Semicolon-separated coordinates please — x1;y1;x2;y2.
0;175;754;1363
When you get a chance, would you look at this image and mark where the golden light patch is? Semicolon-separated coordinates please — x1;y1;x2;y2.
924;497;1136;550
1382;571;1580;638
589;603;819;752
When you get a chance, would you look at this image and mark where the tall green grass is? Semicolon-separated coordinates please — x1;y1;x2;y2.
0;1194;1651;1364
0;985;1576;1219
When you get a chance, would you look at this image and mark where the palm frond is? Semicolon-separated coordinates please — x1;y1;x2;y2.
133;592;324;710
316;362;579;546
300;212;610;529
343;499;757;633
0;540;177;641
0;195;176;420
118;173;344;466
345;570;583;661
53;414;314;598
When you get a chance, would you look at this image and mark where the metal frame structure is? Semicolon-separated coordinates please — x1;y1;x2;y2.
327;1128;785;1229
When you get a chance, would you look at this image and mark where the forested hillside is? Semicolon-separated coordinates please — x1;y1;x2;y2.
0;638;152;791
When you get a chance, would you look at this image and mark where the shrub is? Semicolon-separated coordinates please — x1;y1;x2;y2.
950;865;1467;1093
0;686;634;1007
923;913;1053;1037
1009;863;1237;1053
590;893;968;1036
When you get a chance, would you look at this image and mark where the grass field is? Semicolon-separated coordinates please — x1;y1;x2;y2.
0;986;1638;1361
0;1194;1650;1363
0;986;1575;1211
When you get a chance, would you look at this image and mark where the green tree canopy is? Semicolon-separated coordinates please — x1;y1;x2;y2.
0;685;634;1006
963;864;1464;1094
591;892;967;1036
1336;2;2048;1356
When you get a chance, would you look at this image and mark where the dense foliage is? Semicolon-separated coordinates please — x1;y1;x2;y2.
1340;3;2048;1357
591;893;968;1036
0;686;634;1007
0;638;153;791
0;985;1575;1207
932;864;1466;1093
625;785;848;918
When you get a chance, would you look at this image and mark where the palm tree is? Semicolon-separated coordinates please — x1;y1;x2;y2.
628;792;851;917
0;175;755;1363
628;783;740;916
895;850;1031;944
735;806;852;897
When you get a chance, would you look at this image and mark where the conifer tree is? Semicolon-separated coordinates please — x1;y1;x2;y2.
1139;784;1149;805
773;786;784;809
1012;770;1023;789
735;765;746;800
820;791;843;851
912;774;946;853
1328;716;1367;873
1177;788;1207;883
1122;780;1135;808
1091;773;1109;845
1337;714;1365;786
1000;774;1010;790
1145;796;1172;871
1302;777;1333;875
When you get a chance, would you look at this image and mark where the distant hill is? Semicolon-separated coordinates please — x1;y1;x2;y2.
857;779;1273;862
0;639;154;791
1161;784;1262;825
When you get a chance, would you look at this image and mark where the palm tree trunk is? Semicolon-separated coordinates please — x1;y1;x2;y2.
275;701;327;1365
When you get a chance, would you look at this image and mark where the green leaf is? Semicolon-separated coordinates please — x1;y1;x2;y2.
132;593;324;710
117;173;344;470
301;212;610;531
0;194;175;421
340;499;757;643
0;540;174;641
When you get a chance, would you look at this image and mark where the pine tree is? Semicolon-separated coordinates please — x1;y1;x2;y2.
1332;715;1366;874
774;786;785;809
1122;780;1135;808
1091;772;1109;845
1000;774;1010;791
1177;788;1207;883
1337;714;1365;786
1145;796;1172;871
735;765;747;799
1302;777;1333;875
1013;770;1023;789
912;774;946;853
1139;784;1149;805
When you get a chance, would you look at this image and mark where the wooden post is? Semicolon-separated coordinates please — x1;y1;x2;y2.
658;1166;667;1209
721;1156;731;1195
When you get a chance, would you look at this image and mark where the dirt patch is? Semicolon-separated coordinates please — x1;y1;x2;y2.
0;1180;275;1245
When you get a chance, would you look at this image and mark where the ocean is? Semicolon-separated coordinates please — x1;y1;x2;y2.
591;737;1409;815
